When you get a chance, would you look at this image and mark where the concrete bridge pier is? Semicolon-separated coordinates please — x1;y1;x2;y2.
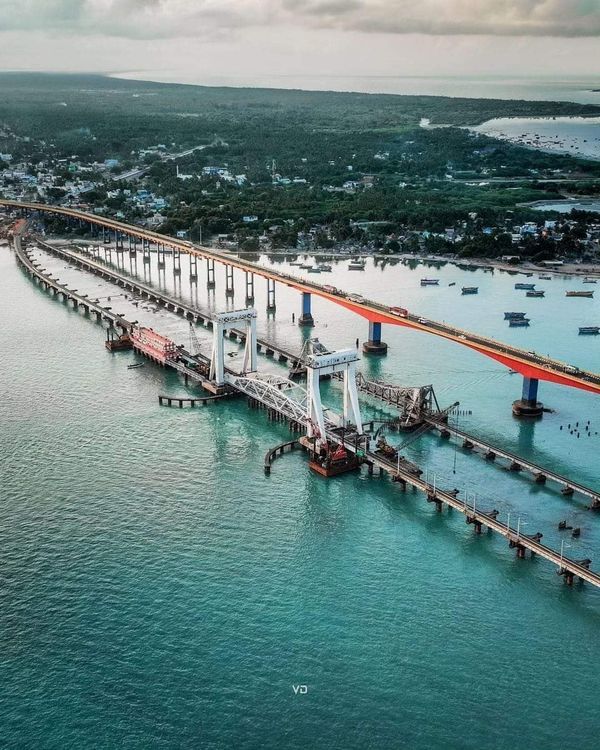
513;377;544;418
116;231;124;253
225;264;234;297
362;321;388;355
128;236;136;258
157;244;166;269
207;259;215;289
267;278;276;313
142;239;151;264
173;248;181;276
245;271;255;304
189;255;198;282
298;291;314;327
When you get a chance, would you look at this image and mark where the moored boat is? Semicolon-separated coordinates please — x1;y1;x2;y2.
509;318;530;327
348;258;366;270
461;286;478;294
420;278;440;286
578;326;600;335
566;290;594;298
504;312;526;319
526;290;545;297
515;283;536;290
318;264;332;272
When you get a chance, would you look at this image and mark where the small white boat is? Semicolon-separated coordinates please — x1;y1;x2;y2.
307;265;321;273
318;264;332;272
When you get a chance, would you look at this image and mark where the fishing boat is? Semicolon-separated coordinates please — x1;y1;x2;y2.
127;363;145;369
578;326;600;335
504;312;526;319
307;265;321;273
461;286;478;295
420;278;440;286
583;278;598;284
448;282;456;287
289;261;303;266
526;290;545;298
515;282;536;290
318;264;332;272
348;258;366;270
538;275;552;280
299;262;313;270
566;290;594;298
509;318;530;327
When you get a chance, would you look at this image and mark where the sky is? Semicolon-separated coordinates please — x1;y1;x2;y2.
0;1;599;87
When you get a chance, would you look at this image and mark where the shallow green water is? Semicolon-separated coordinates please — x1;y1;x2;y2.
1;244;599;749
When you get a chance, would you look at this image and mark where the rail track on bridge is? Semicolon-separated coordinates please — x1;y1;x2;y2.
3;199;600;396
9;225;600;592
23;232;600;514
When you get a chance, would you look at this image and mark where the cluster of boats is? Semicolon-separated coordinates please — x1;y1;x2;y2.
289;261;332;273
290;258;368;272
420;278;479;294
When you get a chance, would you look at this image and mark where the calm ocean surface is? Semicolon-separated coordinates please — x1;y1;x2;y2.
1;242;600;749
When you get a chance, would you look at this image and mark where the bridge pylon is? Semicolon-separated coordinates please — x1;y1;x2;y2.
210;308;257;386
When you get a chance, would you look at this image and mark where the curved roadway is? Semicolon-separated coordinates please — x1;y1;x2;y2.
3;199;600;396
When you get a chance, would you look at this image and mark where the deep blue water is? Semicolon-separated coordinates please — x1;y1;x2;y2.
1;242;600;749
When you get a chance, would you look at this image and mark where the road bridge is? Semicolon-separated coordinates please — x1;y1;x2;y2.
3;200;600;416
9;225;600;593
21;230;600;514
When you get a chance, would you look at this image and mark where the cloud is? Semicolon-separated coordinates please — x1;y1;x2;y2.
1;0;599;39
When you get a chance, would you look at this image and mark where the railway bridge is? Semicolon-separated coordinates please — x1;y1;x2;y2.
3;199;600;418
9;226;600;594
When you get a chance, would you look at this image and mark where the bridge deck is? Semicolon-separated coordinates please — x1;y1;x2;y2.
348;440;600;589
3;200;600;395
29;235;600;513
11;228;600;591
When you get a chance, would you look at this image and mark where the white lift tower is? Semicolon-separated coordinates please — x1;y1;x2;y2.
210;308;258;386
306;348;363;443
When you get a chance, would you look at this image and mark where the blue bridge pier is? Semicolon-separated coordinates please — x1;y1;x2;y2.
298;291;314;327
513;376;544;418
362;321;388;355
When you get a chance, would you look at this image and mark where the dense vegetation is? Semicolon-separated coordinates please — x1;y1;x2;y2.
1;73;600;254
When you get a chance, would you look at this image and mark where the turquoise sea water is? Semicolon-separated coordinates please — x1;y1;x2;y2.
1;242;600;749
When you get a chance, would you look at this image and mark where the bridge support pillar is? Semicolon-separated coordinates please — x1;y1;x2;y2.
363;321;388;355
129;236;136;258
143;239;151;264
512;377;543;418
225;264;234;297
189;255;198;282
207;259;215;289
158;244;165;269
173;248;181;276
245;271;254;304
299;292;314;327
267;278;276;313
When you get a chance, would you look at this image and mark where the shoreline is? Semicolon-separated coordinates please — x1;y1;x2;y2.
246;249;600;278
